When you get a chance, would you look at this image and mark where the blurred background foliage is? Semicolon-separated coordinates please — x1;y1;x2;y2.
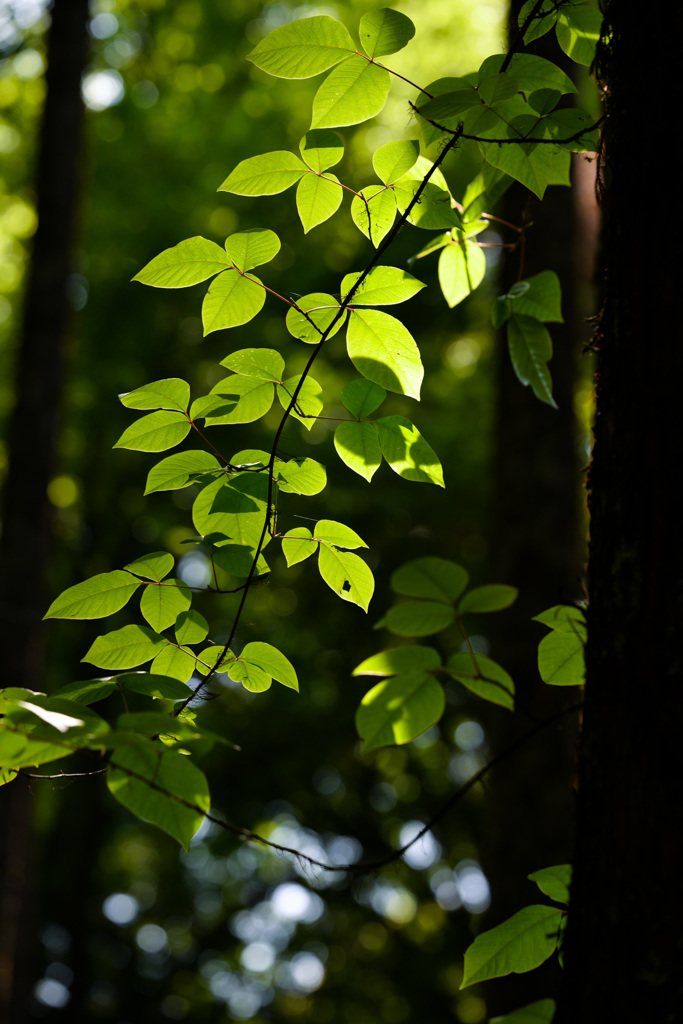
0;0;595;1020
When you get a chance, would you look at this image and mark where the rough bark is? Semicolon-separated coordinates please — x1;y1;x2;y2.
557;3;683;1020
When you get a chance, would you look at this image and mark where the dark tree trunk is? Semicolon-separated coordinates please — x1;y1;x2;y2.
0;0;89;1017
557;3;683;1020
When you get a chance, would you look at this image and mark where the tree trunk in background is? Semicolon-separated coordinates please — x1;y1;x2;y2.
480;8;598;1014
0;0;89;1016
557;4;683;1020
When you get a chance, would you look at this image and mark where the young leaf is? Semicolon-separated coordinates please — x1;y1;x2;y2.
125;552;174;582
277;458;327;496
491;999;557;1024
296;172;343;232
538;631;585;685
318;547;374;611
299;128;344;171
277;374;324;427
341;266;426;306
359;8;415;58
140;579;192;633
282;527;317;567
44;571;141;620
375;415;445;486
218;151;307;195
202;270;265;334
347;309;423;400
377;601;455;637
356;672;445;751
392;557;469;603
461;905;563;987
203;375;276;426
228;659;271;693
235;641;299;692
119;378;190;412
113;411;191;453
107;742;210;850
286;292;343;344
132;237;230;288
446;652;515;710
351;185;397;247
438;241;487;308
528;864;572;905
224;228;281;271
145;451;222;495
556;4;602;66
353;645;441;677
83;625;166;670
311;56;391;128
246;16;355;79
314;519;367;549
459;584;518;613
334;421;382;482
222;347;285;380
341;379;386;417
507;314;557;408
511;271;563;322
372;139;420;185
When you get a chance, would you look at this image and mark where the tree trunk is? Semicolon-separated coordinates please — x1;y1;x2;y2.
557;3;683;1020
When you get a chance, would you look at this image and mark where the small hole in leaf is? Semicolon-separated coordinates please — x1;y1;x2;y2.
342;580;351;592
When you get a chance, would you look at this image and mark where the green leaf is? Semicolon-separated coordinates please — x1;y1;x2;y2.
116;712;208;743
392;557;469;602
479;72;519;106
286;292;343;344
114;410;191;453
311;56;391;128
125;552;174;582
44;571;141;620
83;625;166;670
351;185;397;247
479;52;577;96
246;16;355;79
236;641;298;692
347;309;423;399
342;266;426;306
140;579;192;632
296;172;343;232
479;135;571;201
375;416;444;486
415;78;480;145
491;1000;557;1024
533;605;586;634
462;163;511;222
299;128;344;171
556;4;602;66
222;347;285;380
341;378;386;417
282;527;317;567
228;658;271;693
492;296;511;328
538;631;585;685
377;601;455;637
277;458;327;495
107;742;210;850
447;652;515;710
151;646;198;683
394;180;461;231
507;314;557;407
353;645;441;676
318;546;374;611
132;237;230;288
356;672;445;752
461;905;563;987
145;451;222;495
213;544;269;579
528;864;572;905
438;240;487;308
115;672;193;701
372;139;420;185
315;519;367;549
459;584;518;613
202;270;265;334
335;421;382;482
545;107;599;151
50;678;118;704
225;228;281;271
511;271;562;322
518;0;558;43
119;378;190;412
277;374;324;428
218;151;306;195
203;375;275;426
359;8;415;57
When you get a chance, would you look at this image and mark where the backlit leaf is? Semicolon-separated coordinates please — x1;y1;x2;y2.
356;672;444;751
491;999;557;1024
318;546;374;611
145;451;222;495
202;270;265;334
203;375;275;425
538;631;585;685
225;228;281;271
359;8;415;57
533;605;586;634
347;309;423;399
311;56;391;128
299;128;344;171
372;139;420;185
83;625;166;670
277;374;324;427
151;645;197;683
392;557;469;602
132;237;230;288
342;266;426;306
518;0;558;43
119;378;190;412
447;652;515;710
377;601;455;637
315;519;367;549
286;292;343;344
334;421;382;481
247;16;355;79
351;185;397;246
353;645;441;676
222;347;285;380
114;411;191;453
282;527;317;566
44;571;141;620
438;240;487;308
277;458;327;495
376;415;444;486
125;552;174;582
528;864;572;905
140;579;192;632
236;641;299;691
478;52;577;96
218;151;306;195
556;4;601;66
296;172;343;232
459;584;518;613
507;314;557;407
341;378;386;417
461;905;563;987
